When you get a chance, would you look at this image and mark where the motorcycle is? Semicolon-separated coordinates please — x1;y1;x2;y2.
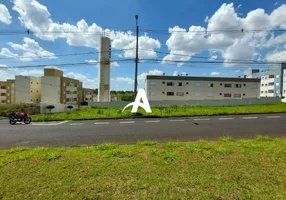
9;112;32;125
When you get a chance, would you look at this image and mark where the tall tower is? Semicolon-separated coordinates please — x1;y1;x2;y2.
98;36;111;102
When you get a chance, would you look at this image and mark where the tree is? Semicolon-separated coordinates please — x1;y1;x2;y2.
67;105;73;112
46;105;55;113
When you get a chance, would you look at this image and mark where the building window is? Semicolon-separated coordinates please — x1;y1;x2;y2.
262;77;264;80
195;82;201;87
195;92;200;97
234;84;242;88
208;93;213;97
268;90;274;93
73;98;77;101
176;92;184;96
243;93;246;96
37;82;38;84
276;75;280;78
269;75;274;78
224;93;232;98
268;82;274;86
276;83;279;86
186;82;189;85
31;82;33;84
243;84;246;86
262;84;264;86
261;91;264;93
220;93;222;95
0;86;6;89
167;92;174;96
0;93;6;96
176;82;184;86
1;100;5;103
162;81;165;84
150;81;156;86
162;91;165;94
31;90;33;93
224;84;232;88
220;83;222;86
252;84;258;88
265;84;268;86
265;91;267;94
167;82;174;86
150;92;156;96
234;94;241;98
186;92;189;95
208;83;214;87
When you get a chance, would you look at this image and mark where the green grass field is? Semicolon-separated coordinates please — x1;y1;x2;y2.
31;103;286;121
0;136;285;199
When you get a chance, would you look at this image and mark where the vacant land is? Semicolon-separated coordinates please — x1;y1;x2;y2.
30;103;286;121
1;136;285;199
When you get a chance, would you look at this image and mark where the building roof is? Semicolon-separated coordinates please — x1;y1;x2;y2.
146;75;260;83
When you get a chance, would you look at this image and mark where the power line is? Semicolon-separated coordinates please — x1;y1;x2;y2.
142;28;286;34
0;48;135;61
0;28;286;36
0;59;134;69
142;59;280;65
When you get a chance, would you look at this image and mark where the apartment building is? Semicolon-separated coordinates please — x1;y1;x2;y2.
82;88;94;102
0;80;15;104
42;68;83;105
15;76;41;104
283;69;286;97
245;63;286;97
145;75;260;101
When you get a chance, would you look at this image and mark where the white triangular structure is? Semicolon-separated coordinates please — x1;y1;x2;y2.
122;89;152;113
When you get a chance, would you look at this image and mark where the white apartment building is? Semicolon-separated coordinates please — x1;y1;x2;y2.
15;76;41;104
41;68;87;105
283;69;286;97
145;75;260;101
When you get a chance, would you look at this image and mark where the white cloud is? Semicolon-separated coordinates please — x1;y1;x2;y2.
265;50;286;62
137;69;164;81
209;55;217;60
66;72;97;88
235;69;241;73
0;48;18;58
12;0;161;58
173;71;178;76
85;60;97;64
211;72;220;76
19;69;43;76
0;4;12;24
115;77;134;84
111;61;120;67
204;16;209;23
163;3;286;66
1;37;56;61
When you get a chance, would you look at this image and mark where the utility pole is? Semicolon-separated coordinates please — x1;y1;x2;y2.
134;15;139;95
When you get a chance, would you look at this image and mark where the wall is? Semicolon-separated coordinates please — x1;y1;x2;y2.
146;79;260;101
30;77;41;103
41;76;61;104
15;76;31;104
89;97;281;108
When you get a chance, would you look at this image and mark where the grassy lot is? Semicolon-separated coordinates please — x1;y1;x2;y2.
0;136;285;199
30;103;286;121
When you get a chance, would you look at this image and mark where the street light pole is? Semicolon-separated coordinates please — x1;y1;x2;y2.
134;15;139;95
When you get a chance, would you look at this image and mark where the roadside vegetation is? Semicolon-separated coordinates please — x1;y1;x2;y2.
0;104;40;117
30;103;286;121
0;136;285;199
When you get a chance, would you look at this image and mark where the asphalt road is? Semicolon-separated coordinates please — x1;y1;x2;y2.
0;113;286;148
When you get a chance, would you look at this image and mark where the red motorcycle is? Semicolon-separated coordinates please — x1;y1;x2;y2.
9;112;32;125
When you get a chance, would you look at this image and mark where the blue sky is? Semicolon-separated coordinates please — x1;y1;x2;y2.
0;0;286;90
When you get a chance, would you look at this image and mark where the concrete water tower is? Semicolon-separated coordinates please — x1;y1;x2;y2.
98;36;111;102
